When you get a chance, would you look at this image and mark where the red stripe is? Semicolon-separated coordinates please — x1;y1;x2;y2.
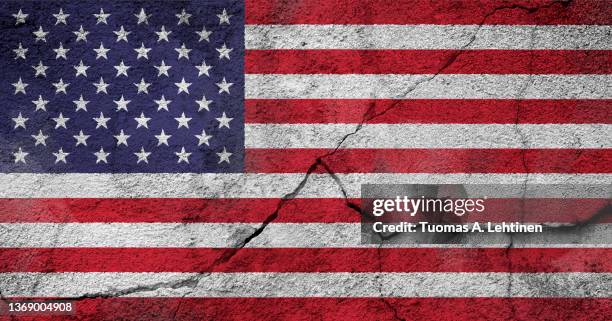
3;298;611;320
245;99;612;124
0;198;352;223
2;248;610;272
246;148;612;174
246;0;612;25
246;50;612;74
1;198;608;223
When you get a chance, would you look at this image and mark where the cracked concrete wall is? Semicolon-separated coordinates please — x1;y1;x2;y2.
1;0;611;320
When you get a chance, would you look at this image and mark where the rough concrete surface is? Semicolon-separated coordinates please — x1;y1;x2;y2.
1;0;611;320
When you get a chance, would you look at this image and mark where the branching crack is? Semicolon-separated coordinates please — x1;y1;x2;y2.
3;1;587;314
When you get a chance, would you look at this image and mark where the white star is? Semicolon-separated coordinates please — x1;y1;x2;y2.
195;27;212;42
31;130;48;146
154;95;172;111
94;42;110;59
175;43;191;60
32;95;49;111
52;78;70;94
93;77;109;94
13;147;28;163
13;42;28;60
155;129;172;146
114;95;131;111
73;130;90;146
175;147;191;163
216;147;232;164
134;78;151;94
53;113;69;129
94;147;110;164
53;148;69;163
114;60;131;77
53;43;70;60
114;130;130;146
134;147;151;164
217;9;232;25
12;113;28;129
216;77;233;94
195;60;212;77
216;112;233;129
195;129;213;146
93;112;111;129
134;42;151;60
154;60;172;77
134;8;151;25
195;95;212;112
53;8;70;25
176;9;192;25
13;9;28;25
155;26;172;42
175;112;192;129
114;26;131;42
216;43;233;60
33;26;48;42
134;112;151;129
73;60;90;77
94;8;110;25
73;25;89;42
12;78;28;95
175;78;191;94
32;61;49;77
73;95;89;111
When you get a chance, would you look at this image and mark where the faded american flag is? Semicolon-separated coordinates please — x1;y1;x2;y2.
0;0;610;320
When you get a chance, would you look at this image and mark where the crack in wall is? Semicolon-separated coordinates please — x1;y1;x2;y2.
505;20;538;320
306;0;579;317
321;160;406;320
61;0;586;303
322;0;576;157
375;252;407;321
3;1;598;312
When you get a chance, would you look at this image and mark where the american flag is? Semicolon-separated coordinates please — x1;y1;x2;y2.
0;0;611;320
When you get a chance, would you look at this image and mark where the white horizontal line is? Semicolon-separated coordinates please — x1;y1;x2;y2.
1;272;610;298
0;173;610;198
305;174;612;198
245;124;611;148
361;184;612;198
245;74;611;99
245;25;612;50
1;223;609;248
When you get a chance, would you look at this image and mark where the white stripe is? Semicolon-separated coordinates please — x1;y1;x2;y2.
245;124;611;148
0;173;609;198
245;25;612;50
361;184;612;198
302;174;612;198
245;74;611;99
2;223;609;248
1;272;610;297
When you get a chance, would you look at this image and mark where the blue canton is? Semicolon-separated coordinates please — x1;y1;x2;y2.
0;0;244;172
